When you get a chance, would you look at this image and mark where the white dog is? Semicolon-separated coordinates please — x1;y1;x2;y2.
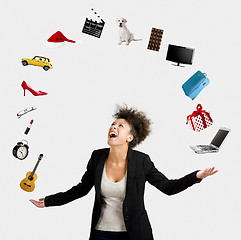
116;17;142;45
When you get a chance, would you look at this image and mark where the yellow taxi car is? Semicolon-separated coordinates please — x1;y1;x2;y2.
22;56;53;71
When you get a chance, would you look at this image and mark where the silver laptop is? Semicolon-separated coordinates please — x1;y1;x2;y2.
190;127;230;153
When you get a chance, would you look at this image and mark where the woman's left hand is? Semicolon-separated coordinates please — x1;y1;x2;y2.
196;167;218;179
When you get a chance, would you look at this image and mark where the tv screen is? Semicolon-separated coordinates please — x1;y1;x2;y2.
166;44;194;66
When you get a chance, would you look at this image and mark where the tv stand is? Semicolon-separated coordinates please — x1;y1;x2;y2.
172;62;184;67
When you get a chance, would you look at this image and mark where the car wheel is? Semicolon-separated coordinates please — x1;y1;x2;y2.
22;61;28;66
43;66;49;71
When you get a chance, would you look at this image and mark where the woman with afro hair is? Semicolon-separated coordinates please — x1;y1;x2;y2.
30;104;217;240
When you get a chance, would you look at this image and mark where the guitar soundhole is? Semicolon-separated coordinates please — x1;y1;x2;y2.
24;183;31;187
28;176;33;181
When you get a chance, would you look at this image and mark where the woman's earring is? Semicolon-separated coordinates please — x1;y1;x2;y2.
128;136;133;142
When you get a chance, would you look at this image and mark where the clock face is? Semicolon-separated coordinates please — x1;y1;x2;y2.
17;146;28;160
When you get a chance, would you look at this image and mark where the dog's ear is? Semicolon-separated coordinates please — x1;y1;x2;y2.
123;18;127;23
116;18;119;22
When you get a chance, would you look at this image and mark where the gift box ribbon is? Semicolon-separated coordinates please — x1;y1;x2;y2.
186;104;213;131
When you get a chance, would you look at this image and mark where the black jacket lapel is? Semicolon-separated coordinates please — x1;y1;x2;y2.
95;148;109;202
125;148;136;200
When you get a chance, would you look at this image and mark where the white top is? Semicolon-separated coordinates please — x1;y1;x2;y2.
95;163;127;232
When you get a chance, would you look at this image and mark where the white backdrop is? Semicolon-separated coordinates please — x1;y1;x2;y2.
1;0;241;239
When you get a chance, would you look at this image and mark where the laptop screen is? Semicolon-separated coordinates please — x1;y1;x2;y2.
211;128;230;148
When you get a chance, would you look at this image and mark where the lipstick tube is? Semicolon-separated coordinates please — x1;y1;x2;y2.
24;120;34;135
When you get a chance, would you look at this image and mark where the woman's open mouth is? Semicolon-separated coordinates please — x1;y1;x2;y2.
109;132;117;138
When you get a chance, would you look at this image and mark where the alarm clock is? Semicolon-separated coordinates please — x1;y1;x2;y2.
12;140;29;160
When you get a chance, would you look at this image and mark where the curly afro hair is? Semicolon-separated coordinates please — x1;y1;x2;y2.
113;104;152;148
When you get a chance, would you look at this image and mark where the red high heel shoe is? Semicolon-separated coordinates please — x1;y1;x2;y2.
21;81;47;96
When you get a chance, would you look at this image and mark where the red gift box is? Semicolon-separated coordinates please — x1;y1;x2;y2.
186;104;213;132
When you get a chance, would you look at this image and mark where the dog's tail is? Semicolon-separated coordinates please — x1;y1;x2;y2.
133;38;142;41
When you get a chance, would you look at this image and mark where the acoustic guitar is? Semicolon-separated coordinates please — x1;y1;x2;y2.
20;154;43;192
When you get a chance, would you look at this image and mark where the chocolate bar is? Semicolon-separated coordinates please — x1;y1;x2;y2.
147;28;164;52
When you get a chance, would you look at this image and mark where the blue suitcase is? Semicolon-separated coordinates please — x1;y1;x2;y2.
182;71;209;100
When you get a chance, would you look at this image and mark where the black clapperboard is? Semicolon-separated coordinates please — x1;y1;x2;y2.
82;9;105;38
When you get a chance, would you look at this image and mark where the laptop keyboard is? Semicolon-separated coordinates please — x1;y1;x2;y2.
197;145;217;151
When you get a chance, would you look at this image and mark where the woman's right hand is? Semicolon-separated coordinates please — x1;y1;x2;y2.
29;198;45;208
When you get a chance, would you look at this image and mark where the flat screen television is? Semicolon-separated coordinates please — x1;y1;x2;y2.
166;44;195;67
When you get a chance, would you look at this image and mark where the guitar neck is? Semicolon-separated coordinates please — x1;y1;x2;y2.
29;154;43;179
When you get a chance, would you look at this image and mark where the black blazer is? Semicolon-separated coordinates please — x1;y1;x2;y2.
45;148;202;240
